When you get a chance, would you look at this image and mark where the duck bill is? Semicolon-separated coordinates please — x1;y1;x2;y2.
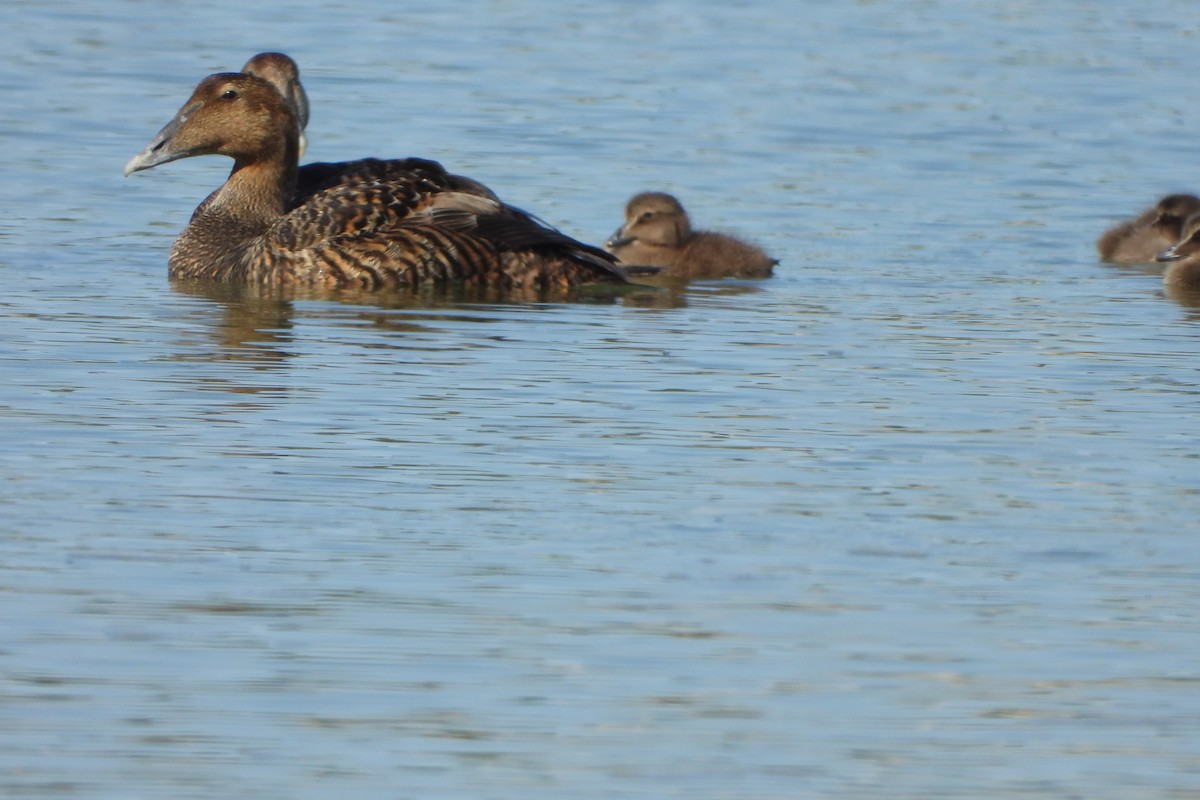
1156;245;1183;263
605;225;634;250
123;101;201;176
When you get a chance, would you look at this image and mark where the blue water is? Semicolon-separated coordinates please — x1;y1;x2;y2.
2;1;1199;798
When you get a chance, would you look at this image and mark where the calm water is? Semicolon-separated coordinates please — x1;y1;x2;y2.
2;1;1199;798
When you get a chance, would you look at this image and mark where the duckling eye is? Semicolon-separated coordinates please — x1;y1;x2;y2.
221;89;239;100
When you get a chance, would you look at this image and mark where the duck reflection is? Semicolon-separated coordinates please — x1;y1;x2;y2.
1163;283;1200;310
170;278;686;368
172;279;299;362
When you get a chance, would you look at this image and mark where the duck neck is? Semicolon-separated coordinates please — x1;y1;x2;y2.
212;149;298;230
172;140;299;282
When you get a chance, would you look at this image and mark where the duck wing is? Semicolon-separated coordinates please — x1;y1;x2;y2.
254;161;624;288
294;157;499;206
418;192;625;280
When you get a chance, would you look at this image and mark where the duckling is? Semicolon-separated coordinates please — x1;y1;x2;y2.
241;52;309;155
1096;193;1200;263
125;72;626;289
1155;211;1200;289
604;192;775;279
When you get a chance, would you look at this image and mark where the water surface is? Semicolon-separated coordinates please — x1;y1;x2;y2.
2;1;1199;798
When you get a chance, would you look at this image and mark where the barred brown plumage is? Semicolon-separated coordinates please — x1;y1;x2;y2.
126;69;629;290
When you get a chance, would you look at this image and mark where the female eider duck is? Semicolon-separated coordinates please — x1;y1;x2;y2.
1096;194;1200;264
604;192;776;280
241;52;309;155
125;71;626;289
1155;211;1200;289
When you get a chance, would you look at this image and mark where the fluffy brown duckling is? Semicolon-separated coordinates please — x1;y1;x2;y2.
125;72;626;289
1154;211;1200;289
604;192;775;279
1096;193;1200;263
241;52;309;155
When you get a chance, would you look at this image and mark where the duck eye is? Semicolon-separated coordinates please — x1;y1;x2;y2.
639;211;654;222
221;89;239;100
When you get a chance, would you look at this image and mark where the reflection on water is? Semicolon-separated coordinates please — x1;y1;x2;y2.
4;0;1200;798
165;277;696;378
170;274;688;328
1164;283;1200;311
169;277;774;360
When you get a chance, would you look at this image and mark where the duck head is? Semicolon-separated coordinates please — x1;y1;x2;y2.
242;52;309;156
125;72;299;177
605;191;692;250
1157;211;1200;263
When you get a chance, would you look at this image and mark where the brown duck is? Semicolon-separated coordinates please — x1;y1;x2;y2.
1155;211;1200;289
125;71;626;289
1096;194;1200;264
605;192;775;279
241;52;309;155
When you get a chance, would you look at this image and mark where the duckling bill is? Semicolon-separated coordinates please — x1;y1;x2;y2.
126;68;626;289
